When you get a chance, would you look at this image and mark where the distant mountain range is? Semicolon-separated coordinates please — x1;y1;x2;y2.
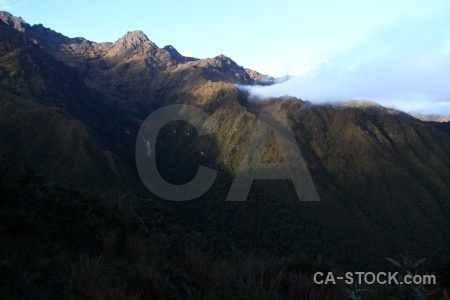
411;113;450;122
1;10;450;277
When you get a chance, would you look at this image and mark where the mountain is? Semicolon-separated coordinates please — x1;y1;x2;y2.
412;113;450;122
0;18;133;191
1;11;450;298
244;68;295;85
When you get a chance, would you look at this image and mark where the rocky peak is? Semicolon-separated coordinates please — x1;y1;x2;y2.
191;54;253;84
162;45;197;64
214;54;232;64
163;45;181;56
207;54;240;70
114;30;155;51
244;68;275;84
125;30;149;42
0;11;30;32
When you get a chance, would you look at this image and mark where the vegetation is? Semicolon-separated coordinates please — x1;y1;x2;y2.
1;165;449;299
1;165;346;299
1;11;450;299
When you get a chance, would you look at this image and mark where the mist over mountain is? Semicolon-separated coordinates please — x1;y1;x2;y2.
1;11;450;299
242;9;450;115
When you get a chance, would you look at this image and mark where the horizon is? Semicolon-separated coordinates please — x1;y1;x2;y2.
2;0;450;114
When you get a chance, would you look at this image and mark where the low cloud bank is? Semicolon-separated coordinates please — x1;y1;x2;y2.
241;9;450;115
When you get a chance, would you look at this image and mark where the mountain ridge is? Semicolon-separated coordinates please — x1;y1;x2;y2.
0;11;284;87
1;11;450;274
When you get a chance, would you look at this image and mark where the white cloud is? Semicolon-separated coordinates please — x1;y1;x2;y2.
180;50;191;57
242;7;450;115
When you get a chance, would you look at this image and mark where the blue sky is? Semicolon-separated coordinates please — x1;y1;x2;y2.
3;0;450;114
2;0;446;76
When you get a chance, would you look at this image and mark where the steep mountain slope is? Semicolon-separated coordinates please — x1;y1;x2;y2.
161;98;450;269
0;12;257;107
0;19;138;190
1;11;449;273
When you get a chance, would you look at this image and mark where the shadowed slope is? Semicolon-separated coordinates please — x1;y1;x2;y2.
1;12;450;272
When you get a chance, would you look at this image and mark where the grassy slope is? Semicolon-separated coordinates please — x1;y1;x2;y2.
0;20;141;191
1;15;450;276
